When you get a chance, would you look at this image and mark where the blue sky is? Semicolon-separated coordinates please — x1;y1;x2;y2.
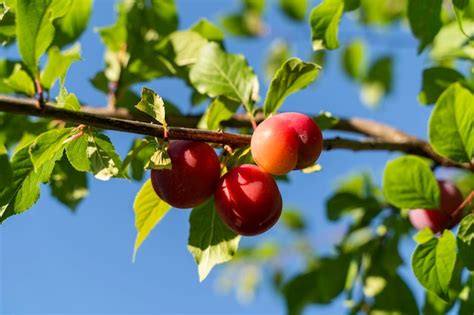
0;0;446;314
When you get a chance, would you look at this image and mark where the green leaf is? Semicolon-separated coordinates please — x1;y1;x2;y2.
371;273;420;315
86;132;123;181
16;0;72;75
283;255;351;315
190;18;224;42
383;155;440;209
133;179;172;262
281;209;306;231
50;156;88;211
264;39;291;81
279;0;308;21
412;230;457;301
342;40;366;81
431;21;474;61
189;42;259;114
206;97;240;130
0;59;16;93
65;134;90;172
361;56;392;107
29;128;74;171
453;0;470;39
457;214;474;271
121;138;154;179
135;88;167;127
55;79;81;111
0;145;63;222
263;58;320;116
407;0;442;53
309;0;344;51
419;67;465;105
41;44;81;90
169;31;208;66
188;199;240;282
3;63;35;96
145;143;172;170
52;0;92;47
220;11;265;37
326;191;380;221
0;145;12;189
313;111;339;130
429;83;474;163
414;228;435;244
0;2;16;46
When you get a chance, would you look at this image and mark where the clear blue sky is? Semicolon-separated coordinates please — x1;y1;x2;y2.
1;0;444;314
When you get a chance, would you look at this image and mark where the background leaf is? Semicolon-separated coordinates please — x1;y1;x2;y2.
309;0;344;50
418;67;465;105
407;0;442;53
51;0;93;47
41;44;81;90
457;214;474;271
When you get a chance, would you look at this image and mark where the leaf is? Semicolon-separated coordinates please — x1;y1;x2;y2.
41;44;81;90
457;214;474;271
52;0;92;47
189;42;259;114
361;56;392;107
0;145;12;189
50;156;88;211
283;255;351;315
0;59;16;93
145;144;172;170
133;179;171;262
16;0;72;75
135;88;167;127
429;83;474;163
86;132;123;181
170;31;208;66
190;18;224;42
264;39;291;81
121;138;154;179
414;228;435;244
342;39;366;81
263;58;320;116
419;67;465;105
431;21;474;61
383;155;440;209
206;97;240;130
281;209;306;231
29;128;74;171
412;230;457;301
313;111;339;130
0;145;63;223
326;191;380;221
220;11;265;37
55;79;81;111
3;64;35;96
309;0;344;51
407;0;442;53
65;134;90;172
188;199;240;282
279;0;308;21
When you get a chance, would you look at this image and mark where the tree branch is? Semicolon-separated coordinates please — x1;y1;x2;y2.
0;95;471;170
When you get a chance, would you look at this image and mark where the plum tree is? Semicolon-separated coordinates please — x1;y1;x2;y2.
151;140;221;209
251;112;323;175
214;164;283;236
408;180;464;233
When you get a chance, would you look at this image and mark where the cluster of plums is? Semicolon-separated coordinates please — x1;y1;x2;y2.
151;112;323;236
408;180;465;233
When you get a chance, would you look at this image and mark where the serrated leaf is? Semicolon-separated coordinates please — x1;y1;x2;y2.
418;67;465;105
189;42;259;114
50;156;88;211
412;230;457;301
407;0;442;53
16;0;72;75
135;88;167;127
383;155;440;209
55;80;81;111
206;97;239;130
429;83;474;163
65;134;90;172
41;44;81;90
0;145;63;222
170;30;208;66
414;228;435;244
309;0;344;51
279;0;308;21
29;128;74;171
52;0;92;47
3;63;35;96
188;199;240;282
133;179;171;262
342;39;366;81
145;144;171;170
86;132;123;181
283;255;351;315
263;58;319;116
457;214;474;271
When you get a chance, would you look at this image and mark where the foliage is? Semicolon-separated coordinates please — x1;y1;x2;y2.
0;0;473;314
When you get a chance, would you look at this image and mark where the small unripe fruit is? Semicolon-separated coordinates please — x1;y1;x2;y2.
408;180;464;233
251;112;323;175
214;164;283;236
151;140;221;209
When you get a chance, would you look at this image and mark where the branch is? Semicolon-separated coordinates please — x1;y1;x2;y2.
0;95;471;170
